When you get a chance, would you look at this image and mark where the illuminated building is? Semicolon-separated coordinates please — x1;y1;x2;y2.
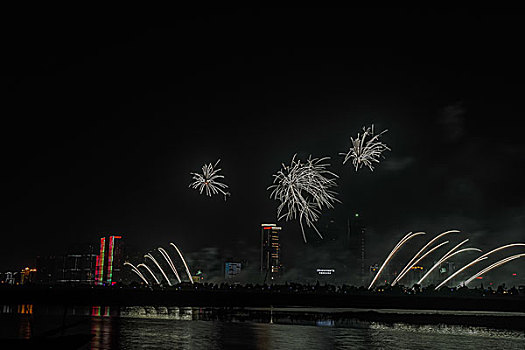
316;268;335;275
3;272;15;285
94;235;123;286
53;243;99;284
348;213;366;284
193;269;205;283
410;265;424;284
225;262;242;280
369;264;379;280
20;267;37;285
260;224;282;282
58;253;97;284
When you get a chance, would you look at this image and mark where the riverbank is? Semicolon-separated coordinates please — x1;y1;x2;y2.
1;285;524;313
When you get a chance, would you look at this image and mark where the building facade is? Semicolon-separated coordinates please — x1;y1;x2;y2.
224;262;242;280
94;235;123;286
260;224;282;282
348;213;366;284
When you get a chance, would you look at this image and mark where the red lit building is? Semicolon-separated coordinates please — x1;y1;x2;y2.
94;235;123;286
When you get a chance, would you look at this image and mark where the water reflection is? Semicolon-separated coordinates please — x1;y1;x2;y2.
120;306;200;320
0;305;523;349
90;315;119;349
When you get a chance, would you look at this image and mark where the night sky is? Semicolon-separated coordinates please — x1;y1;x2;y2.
2;9;524;283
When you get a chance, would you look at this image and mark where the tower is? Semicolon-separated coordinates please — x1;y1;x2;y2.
348;213;366;285
94;235;123;286
260;224;282;282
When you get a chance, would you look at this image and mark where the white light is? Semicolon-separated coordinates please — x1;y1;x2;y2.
340;124;390;171
268;154;339;242
189;159;230;200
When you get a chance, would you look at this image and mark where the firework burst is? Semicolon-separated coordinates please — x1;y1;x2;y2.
189;159;230;200
268;154;339;242
340;124;390;171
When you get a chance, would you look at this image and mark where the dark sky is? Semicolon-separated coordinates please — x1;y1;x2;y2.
2;9;524;283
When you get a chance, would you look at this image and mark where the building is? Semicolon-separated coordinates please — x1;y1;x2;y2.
35;255;58;284
3;272;15;285
94;235;123;286
316;268;336;282
56;253;97;284
348;213;366;284
260;224;282;282
225;262;242;280
35;244;98;285
193;269;205;283
20;267;37;285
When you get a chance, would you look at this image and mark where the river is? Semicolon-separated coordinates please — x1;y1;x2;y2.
1;305;523;349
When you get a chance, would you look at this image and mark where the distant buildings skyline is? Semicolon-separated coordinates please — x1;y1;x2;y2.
0;221;522;288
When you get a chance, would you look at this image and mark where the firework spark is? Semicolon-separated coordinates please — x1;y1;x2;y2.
368;231;426;290
462;254;525;287
189;159;230;200
170;243;194;284
158;247;181;283
391;240;449;286
416;239;480;286
268;154;339;242
435;243;525;290
138;263;160;285
145;253;172;286
391;230;459;286
340;124;390;171
124;262;149;285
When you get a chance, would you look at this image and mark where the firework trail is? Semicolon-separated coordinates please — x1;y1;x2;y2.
416;239;480;285
170;243;194;284
340;124;390;171
435;243;525;290
268;154;339;242
463;254;525;287
391;240;450;286
138;263;160;285
158;247;182;283
145;253;172;286
124;262;149;285
391;230;459;286
189;159;230;200
368;231;426;290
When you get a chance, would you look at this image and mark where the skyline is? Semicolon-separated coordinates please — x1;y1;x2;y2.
2;9;524;285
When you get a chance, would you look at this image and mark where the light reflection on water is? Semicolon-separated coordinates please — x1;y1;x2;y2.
0;305;523;349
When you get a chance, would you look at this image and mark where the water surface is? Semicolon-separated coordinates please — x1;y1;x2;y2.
1;305;523;349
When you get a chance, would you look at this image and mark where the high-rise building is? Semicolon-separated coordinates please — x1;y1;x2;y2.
94;235;123;286
260;224;282;282
348;213;366;284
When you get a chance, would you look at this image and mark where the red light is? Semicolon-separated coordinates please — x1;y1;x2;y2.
263;227;272;230
512;273;517;276
476;276;483;279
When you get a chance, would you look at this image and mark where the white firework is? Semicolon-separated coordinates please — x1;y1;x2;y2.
189;159;230;200
340;124;390;171
268;154;339;242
